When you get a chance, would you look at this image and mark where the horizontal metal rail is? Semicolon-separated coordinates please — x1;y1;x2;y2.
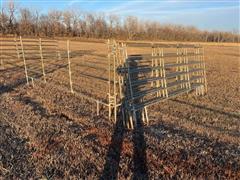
41;44;57;47
0;49;17;51
20;44;39;47
118;41;201;48
131;83;204;111
167;79;188;88
165;61;202;68
127;77;203;100
0;44;15;47
119;61;202;74
133;88;190;111
21;40;39;43
131;76;164;87
132;86;165;100
166;68;203;78
0;40;15;42
130;69;203;87
190;75;204;81
127;53;203;62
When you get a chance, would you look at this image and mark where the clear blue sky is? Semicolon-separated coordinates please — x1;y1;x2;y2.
1;0;239;32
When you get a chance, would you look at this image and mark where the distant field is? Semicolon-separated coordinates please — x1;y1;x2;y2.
0;39;240;179
58;37;240;47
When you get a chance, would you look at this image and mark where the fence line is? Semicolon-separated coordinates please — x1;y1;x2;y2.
117;42;207;128
1;37;207;129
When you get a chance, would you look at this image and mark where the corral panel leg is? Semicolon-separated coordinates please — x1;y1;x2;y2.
39;38;47;83
67;40;74;93
97;101;100;116
20;36;29;85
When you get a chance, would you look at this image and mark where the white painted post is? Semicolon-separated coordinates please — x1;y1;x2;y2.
107;39;112;120
202;47;207;94
162;49;168;98
31;77;34;87
113;50;117;123
39;38;46;83
145;107;149;125
97;101;100;116
0;44;3;69
14;36;20;60
20;36;29;85
67;40;74;93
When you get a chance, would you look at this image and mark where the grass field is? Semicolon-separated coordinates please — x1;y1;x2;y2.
0;39;240;179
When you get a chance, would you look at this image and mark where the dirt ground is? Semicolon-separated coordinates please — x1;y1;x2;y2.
0;40;240;179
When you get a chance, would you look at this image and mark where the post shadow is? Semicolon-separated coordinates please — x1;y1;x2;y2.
131;56;148;180
100;107;125;179
171;99;240;119
0;78;26;95
0;120;36;178
132;111;149;179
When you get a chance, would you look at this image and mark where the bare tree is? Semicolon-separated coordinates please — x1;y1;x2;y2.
0;3;239;42
71;9;81;37
48;10;63;37
63;10;73;36
124;16;139;40
19;8;34;35
84;13;96;38
32;9;40;36
6;0;17;34
108;14;121;38
0;7;8;34
93;13;107;38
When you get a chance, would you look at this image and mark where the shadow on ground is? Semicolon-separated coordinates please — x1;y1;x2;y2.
0;119;36;179
100;111;148;179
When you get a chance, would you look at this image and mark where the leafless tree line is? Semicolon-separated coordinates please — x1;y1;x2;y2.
0;1;239;42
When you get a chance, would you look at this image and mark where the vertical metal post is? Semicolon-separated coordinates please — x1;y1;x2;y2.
196;47;200;85
107;39;112;120
123;44;134;129
180;47;184;89
67;40;74;93
0;43;3;69
194;46;198;95
144;107;149;125
97;101;100;116
157;47;162;97
154;47;159;97
20;36;29;85
185;48;191;89
151;44;154;87
57;40;61;60
39;38;46;83
162;48;168;97
1;38;4;69
31;77;35;87
202;47;207;94
176;45;179;81
113;50;117;123
196;47;200;95
118;42;125;99
127;59;136;129
197;46;202;95
160;48;164;96
151;44;155;87
14;36;20;60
